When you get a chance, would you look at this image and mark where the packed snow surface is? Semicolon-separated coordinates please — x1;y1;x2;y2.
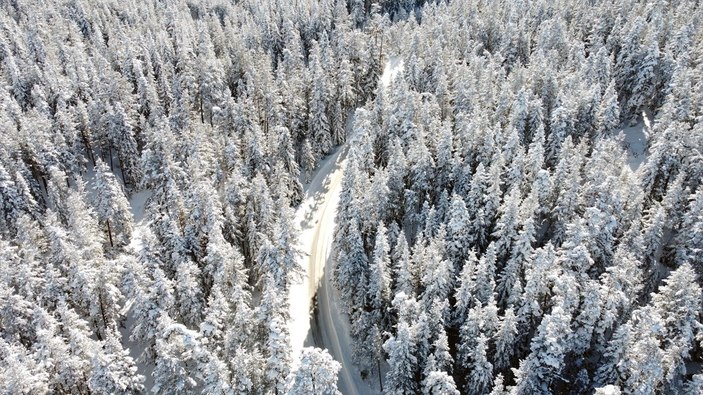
287;110;376;394
288;143;374;394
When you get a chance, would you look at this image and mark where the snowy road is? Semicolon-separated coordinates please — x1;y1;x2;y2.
287;142;346;358
288;57;404;394
287;137;376;395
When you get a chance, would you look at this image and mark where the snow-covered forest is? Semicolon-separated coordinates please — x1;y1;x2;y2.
0;0;702;394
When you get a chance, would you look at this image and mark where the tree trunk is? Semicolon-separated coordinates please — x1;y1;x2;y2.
378;359;383;391
106;219;114;248
200;95;204;124
98;291;108;339
82;131;96;166
109;145;114;171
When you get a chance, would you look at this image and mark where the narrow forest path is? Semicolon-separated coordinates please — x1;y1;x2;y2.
288;57;404;395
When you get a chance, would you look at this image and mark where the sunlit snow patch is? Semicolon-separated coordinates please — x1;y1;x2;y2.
595;385;622;395
381;56;404;88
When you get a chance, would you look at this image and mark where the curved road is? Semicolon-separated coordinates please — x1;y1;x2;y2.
288;57;403;395
288;137;374;395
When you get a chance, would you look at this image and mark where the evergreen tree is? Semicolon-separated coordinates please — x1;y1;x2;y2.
91;158;133;249
393;231;414;297
309;44;332;159
152;319;201;394
422;370;460;395
88;328;145;394
446;194;472;267
675;186;703;270
334;217;369;312
384;321;419;395
288;348;342;395
369;223;391;315
453;248;478;325
301;138;317;184
512;306;573;394
494;308;518;372
105;102;142;188
0;337;50;394
466;334;493;395
596;80;621;137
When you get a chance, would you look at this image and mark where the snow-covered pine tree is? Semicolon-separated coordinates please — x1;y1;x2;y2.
288;347;342;395
91;158;133;249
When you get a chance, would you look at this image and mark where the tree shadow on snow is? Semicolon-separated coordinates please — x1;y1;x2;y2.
299;147;346;231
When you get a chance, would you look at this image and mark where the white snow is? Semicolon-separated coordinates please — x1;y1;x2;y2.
595;384;622;395
126;190;151;252
288;56;405;395
287;107;377;394
381;56;404;88
287;143;374;395
620;109;652;171
129;190;152;223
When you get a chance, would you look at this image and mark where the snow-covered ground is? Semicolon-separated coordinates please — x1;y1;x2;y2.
126;189;151;253
288;55;405;394
129;190;151;223
93;55;409;395
620;109;652;170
